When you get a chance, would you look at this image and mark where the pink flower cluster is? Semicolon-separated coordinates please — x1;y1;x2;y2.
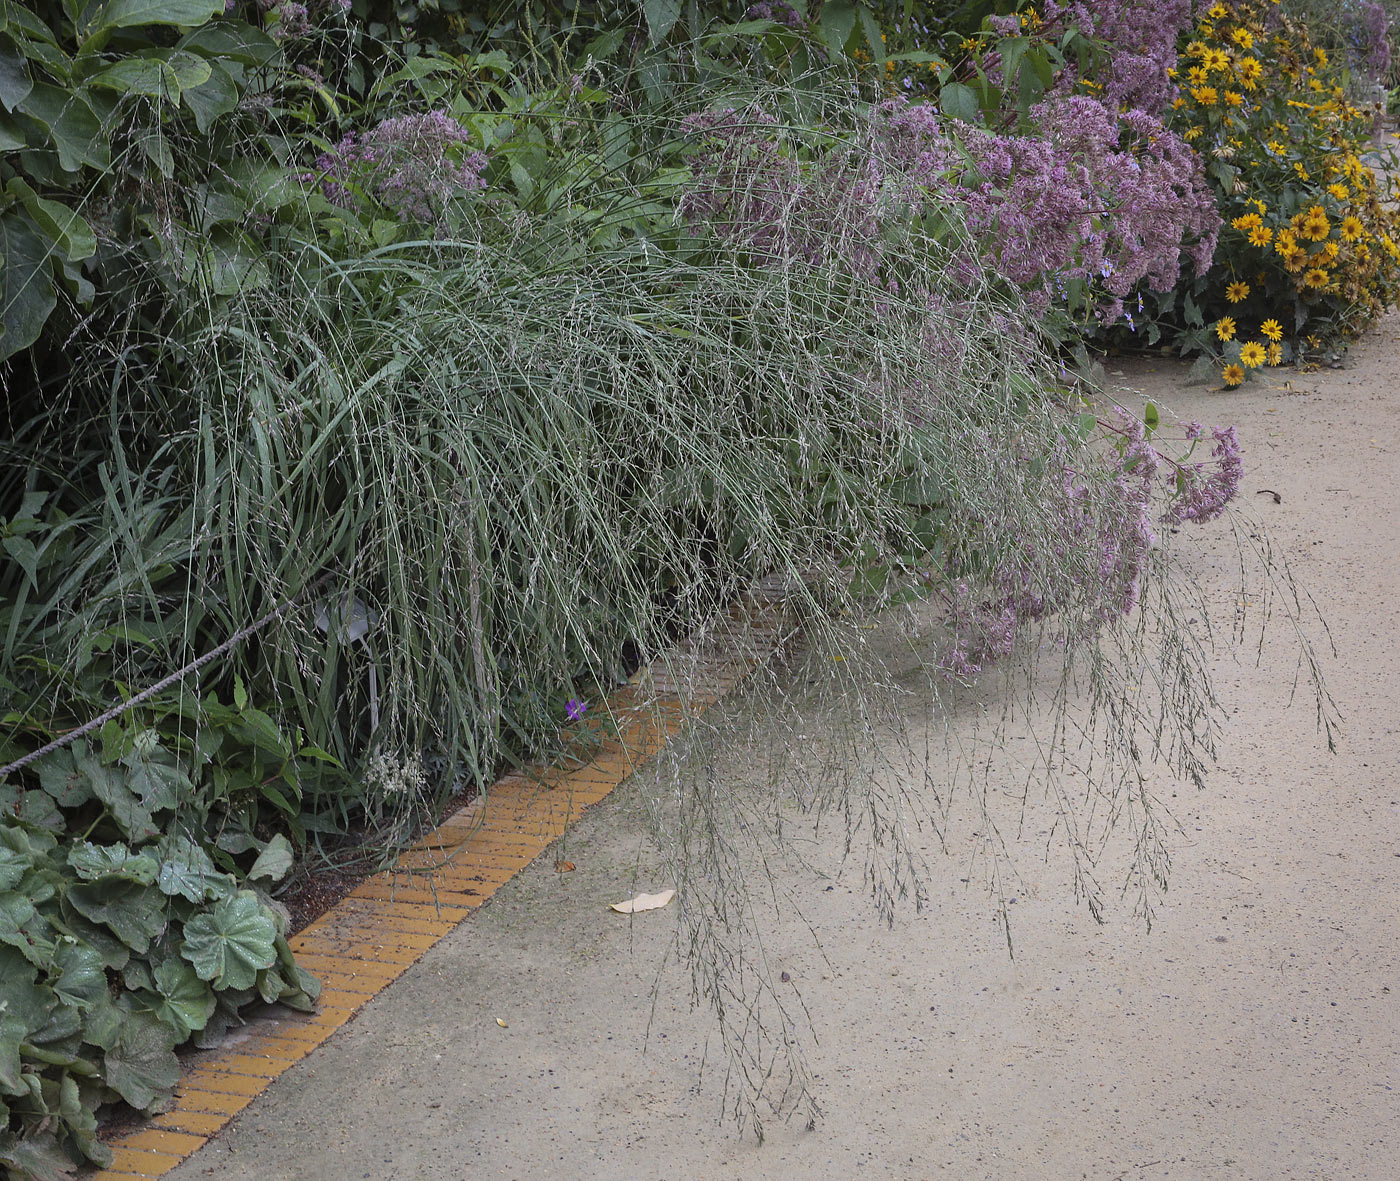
942;412;1242;677
310;110;487;225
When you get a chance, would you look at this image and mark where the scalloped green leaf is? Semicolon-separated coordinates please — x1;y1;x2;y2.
100;1009;178;1111
0;848;25;892
0;890;52;967
180;891;276;991
50;940;106;1011
120;746;190;814
154;834;228;902
0;1014;25;1095
148;956;215;1038
65;879;166;955
0;1131;78;1181
35;747;93;808
0;946;52;1033
67;842;158;885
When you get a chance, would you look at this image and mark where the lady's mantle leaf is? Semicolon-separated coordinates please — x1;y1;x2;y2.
65;880;167;954
67;842;158;885
148;957;215;1038
180;891;277;991
101;1010;179;1111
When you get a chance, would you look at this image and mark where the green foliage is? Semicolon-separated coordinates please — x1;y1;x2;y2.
0;814;315;1172
0;0;280;360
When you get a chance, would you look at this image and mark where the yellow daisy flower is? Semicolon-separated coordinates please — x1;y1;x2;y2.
1231;212;1263;231
1239;341;1266;367
1216;316;1238;341
1232;28;1254;49
1328;183;1350;200
1267;342;1283;365
1300;206;1330;241
1222;363;1245;387
1248;226;1274;247
1226;280;1251;302
1303;267;1329;289
1259;318;1283;341
1225;90;1244;106
1340;216;1365;242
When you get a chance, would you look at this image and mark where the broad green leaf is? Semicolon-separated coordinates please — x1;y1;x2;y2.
35;748;92;807
0;848;25;892
0;1014;24;1095
246;833;293;884
59;1072;112;1168
77;747;157;841
0;110;26;150
177;20;278;66
939;81;979;123
167;49;212;90
148;956;214;1038
53;906;130;970
121;747;190;812
0;211;57;360
180;891;276;991
0;40;33;112
15;82;108;172
86;57;182;99
101;1009;178;1111
91;0;225;34
49;940;106;1010
0;890;51;967
0;1132;78;1181
643;0;682;44
181;59;237;133
0;945;52;1032
856;5;882;56
154;835;228;902
67;842;158;885
65;879;166;954
2;534;39;587
6;179;95;262
819;0;856;53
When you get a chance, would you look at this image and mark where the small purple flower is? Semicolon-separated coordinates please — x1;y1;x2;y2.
565;698;588;721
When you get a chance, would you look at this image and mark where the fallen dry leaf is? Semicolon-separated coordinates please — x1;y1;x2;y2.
496;1017;508;1028
555;860;575;873
609;889;676;914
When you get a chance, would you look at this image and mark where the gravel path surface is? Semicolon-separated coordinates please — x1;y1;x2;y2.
166;320;1399;1181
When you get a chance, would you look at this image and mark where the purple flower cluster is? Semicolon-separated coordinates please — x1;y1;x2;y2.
677;108;883;279
903;94;1219;320
1347;1;1392;82
1038;0;1195;116
941;413;1241;677
1161;426;1243;527
310;110;487;225
680;94;1218;329
745;1;804;29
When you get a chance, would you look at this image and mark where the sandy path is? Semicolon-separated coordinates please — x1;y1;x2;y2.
166;318;1399;1181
